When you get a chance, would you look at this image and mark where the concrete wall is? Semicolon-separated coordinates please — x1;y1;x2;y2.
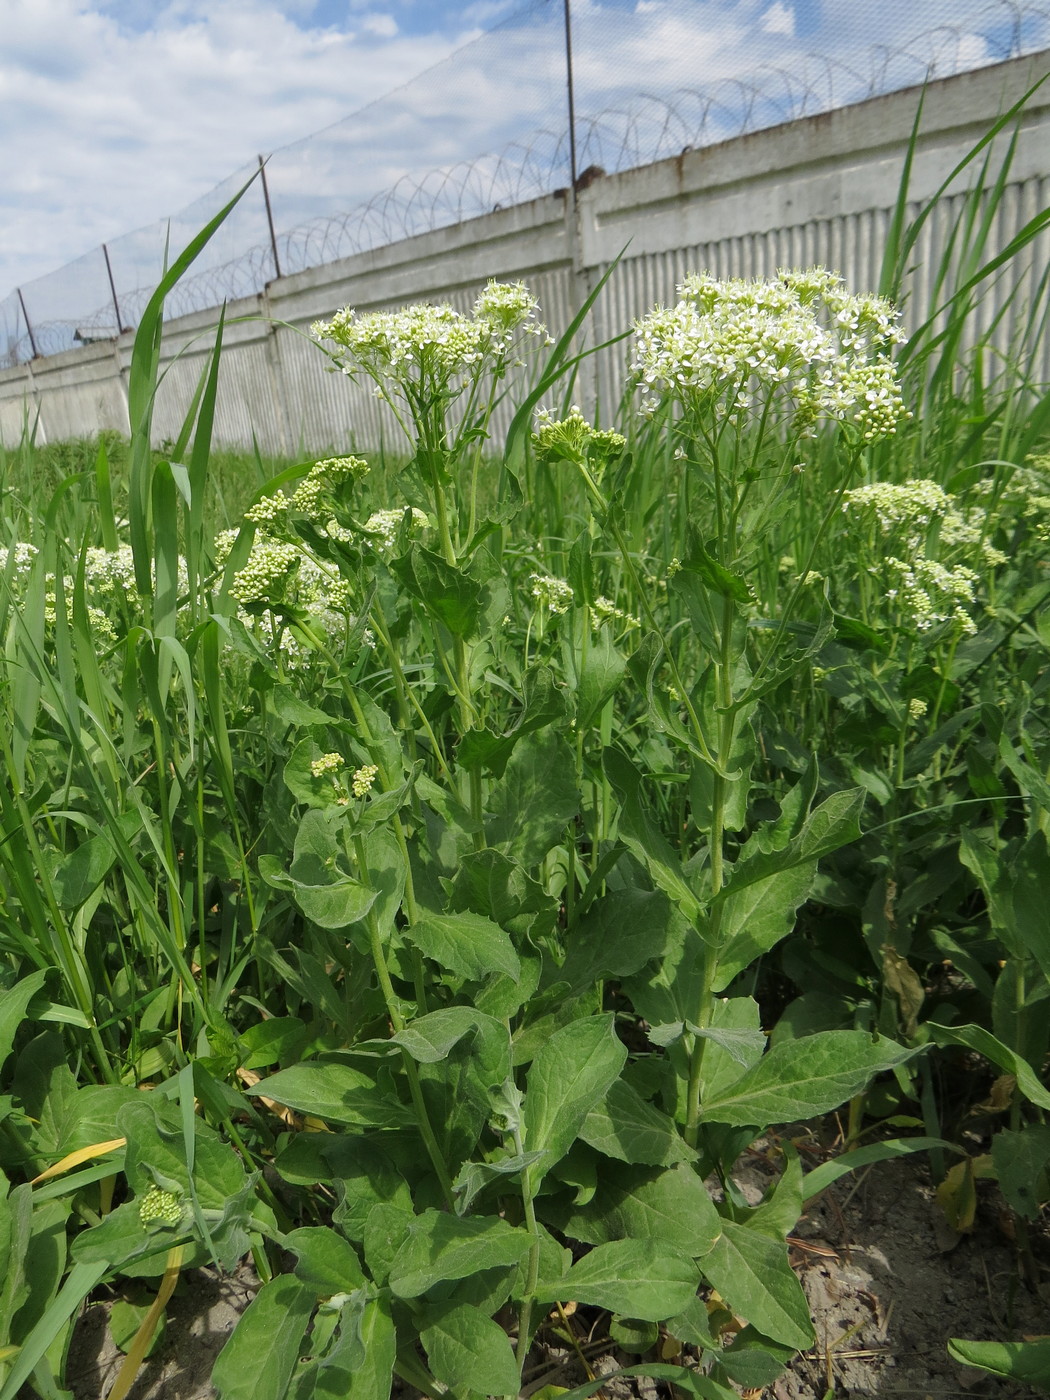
3;51;1049;453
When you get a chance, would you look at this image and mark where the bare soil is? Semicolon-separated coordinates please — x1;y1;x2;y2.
63;1154;1047;1400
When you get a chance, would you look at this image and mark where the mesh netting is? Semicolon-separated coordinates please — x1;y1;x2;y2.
3;0;1049;368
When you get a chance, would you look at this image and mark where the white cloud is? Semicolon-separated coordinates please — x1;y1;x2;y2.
360;12;398;37
761;2;795;36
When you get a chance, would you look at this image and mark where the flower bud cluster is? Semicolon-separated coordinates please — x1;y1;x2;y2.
364;507;430;553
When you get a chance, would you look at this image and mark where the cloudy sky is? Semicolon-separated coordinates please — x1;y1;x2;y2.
2;0;1043;340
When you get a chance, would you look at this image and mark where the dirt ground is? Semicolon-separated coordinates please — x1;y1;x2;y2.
64;1153;1047;1400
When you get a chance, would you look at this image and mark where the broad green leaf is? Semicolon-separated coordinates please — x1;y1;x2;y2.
327;1139;412;1242
523;1014;627;1187
0;973;48;1076
534;1239;699;1321
239;1017;308;1070
713;862;815;992
580;1080;696;1166
928;1023;1050;1110
388;1211;532;1297
560;1162;722;1258
713;789;865;904
947;1337;1050;1390
343;1297;396;1400
702;1032;915;1128
577;626;626;729
213;1274;316;1400
407;912;520;982
991;1124;1050;1219
50;833;117;909
392;545;482;637
289;877;378;932
249;1064;415;1128
449;849;555;928
283;1226;365;1295
701;1221;814;1349
486;731;579;866
390;1007;488;1063
603;749;703;922
560;889;683;995
420;1303;521;1396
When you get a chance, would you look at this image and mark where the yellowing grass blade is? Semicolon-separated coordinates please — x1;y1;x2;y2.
30;1137;126;1186
107;1245;183;1400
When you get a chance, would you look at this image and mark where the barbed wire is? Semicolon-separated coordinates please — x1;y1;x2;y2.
3;0;1047;369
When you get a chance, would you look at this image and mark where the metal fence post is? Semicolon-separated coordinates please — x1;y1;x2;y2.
16;289;39;361
259;156;282;281
102;243;127;334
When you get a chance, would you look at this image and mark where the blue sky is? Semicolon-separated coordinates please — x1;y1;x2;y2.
1;0;1041;320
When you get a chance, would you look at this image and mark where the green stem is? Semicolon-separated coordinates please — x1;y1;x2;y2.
354;834;453;1210
512;1127;543;1384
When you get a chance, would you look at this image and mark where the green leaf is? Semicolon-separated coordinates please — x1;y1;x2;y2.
0;974;48;1080
701;1221;814;1349
547;1364;735;1400
420;1303;521;1396
249;1064;415;1128
714;789;865;905
701;1032;915;1128
50;833;117;909
213;1274;316;1400
533;1239;699;1321
928;1023;1050;1110
561;1162;722;1258
407;911;520;982
283;1226;365;1296
603;750;703;922
523;1014;627;1187
608;1316;660;1353
580;1080;696;1166
239;1017;307;1070
486;731;579;866
343;1297;396;1400
388;1211;532;1297
392;545;482;637
991;1125;1050;1220
713;862;815;992
801;1136;961;1203
578;627;626;729
679;539;754;606
948;1337;1050;1390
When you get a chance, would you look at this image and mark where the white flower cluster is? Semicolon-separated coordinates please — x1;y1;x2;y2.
843;480;1005;568
0;542;39;576
312;282;548;394
885;556;979;636
591;595;640;631
529;573;574;614
974;457;1050;544
83;545;141;599
363;507;430;553
631;268;909;440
